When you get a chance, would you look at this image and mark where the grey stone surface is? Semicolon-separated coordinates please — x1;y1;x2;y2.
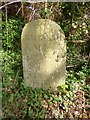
21;19;66;91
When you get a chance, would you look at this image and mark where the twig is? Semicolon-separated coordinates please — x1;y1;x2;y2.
67;39;89;44
21;2;24;17
73;3;84;16
71;40;89;44
0;0;21;9
45;0;47;13
0;0;39;10
16;6;22;15
66;64;78;69
5;3;8;72
29;8;36;21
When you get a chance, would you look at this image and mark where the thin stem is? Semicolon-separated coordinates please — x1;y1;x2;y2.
5;3;8;72
0;0;37;10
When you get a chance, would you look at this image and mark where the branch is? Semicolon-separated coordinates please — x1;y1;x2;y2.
68;39;89;44
72;40;88;44
0;0;43;9
0;0;21;9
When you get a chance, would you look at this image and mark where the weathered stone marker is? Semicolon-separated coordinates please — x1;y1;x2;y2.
21;19;66;91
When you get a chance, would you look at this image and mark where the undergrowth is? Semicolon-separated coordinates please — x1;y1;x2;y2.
2;17;90;119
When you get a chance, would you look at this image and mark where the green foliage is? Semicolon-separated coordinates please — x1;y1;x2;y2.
2;18;25;79
2;17;25;118
2;2;90;119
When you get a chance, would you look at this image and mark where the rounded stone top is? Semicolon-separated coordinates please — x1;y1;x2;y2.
21;19;65;44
